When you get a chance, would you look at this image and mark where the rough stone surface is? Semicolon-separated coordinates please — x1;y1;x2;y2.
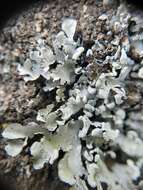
0;0;142;190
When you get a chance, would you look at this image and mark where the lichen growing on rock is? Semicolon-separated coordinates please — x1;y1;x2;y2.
1;2;143;190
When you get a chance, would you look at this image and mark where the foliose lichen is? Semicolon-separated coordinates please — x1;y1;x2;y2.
2;5;143;190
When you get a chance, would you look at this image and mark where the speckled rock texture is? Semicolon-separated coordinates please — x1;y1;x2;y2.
0;0;143;190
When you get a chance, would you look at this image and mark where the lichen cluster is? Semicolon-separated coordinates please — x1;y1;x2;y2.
2;4;143;190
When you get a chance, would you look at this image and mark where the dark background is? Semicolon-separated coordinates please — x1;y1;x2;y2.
0;0;42;28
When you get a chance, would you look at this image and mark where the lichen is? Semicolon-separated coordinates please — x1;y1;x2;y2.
2;7;143;190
